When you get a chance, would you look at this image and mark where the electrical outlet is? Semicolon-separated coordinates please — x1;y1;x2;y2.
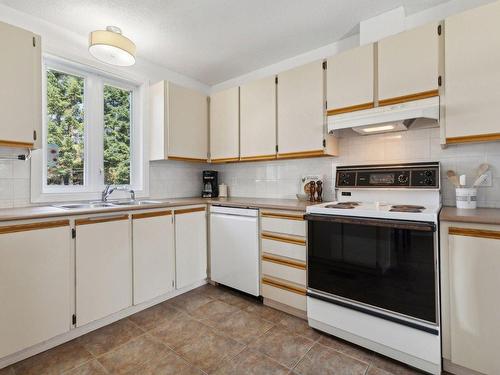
479;171;493;187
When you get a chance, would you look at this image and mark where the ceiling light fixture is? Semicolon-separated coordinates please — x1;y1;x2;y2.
89;26;136;66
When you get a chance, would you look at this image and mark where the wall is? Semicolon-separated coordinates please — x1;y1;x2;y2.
214;127;500;208
149;161;206;199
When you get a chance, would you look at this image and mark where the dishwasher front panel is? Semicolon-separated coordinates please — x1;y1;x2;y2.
210;208;259;296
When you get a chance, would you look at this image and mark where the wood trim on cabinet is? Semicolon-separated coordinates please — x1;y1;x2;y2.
327;102;375;116
446;133;500;145
277;150;325;160
211;157;240;163
261;212;305;221
0;140;34;148
262;277;306;295
239;154;277;162
168;156;208;163
449;227;500;240
132;210;172;220
175;207;206;215
0;220;70;235
378;89;439;106
261;231;306;245
75;215;129;226
262;253;306;270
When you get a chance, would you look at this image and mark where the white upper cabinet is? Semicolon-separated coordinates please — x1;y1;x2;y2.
210;87;239;162
444;1;500;144
240;77;277;161
150;81;208;161
277;61;332;157
378;22;440;104
327;44;375;113
0;20;41;149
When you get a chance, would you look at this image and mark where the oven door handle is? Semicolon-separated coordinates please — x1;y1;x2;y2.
304;214;436;232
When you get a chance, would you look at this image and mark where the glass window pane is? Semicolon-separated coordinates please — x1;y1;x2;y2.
103;85;131;185
46;69;85;185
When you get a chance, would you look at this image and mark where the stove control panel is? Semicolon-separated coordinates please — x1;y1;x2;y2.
336;163;440;189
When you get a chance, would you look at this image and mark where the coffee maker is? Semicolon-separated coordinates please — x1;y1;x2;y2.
202;170;218;198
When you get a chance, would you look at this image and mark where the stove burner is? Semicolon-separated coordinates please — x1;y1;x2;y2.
325;202;360;209
390;205;425;213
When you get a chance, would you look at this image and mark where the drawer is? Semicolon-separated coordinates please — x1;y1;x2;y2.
261;212;306;237
262;254;306;286
262;277;306;311
261;234;306;262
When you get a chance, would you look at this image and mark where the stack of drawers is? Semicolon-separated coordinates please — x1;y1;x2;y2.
260;210;307;317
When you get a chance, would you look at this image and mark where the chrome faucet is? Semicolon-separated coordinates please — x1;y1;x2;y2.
101;185;135;202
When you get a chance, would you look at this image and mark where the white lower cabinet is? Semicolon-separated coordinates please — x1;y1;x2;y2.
0;220;71;358
441;222;500;375
75;215;132;327
132;211;175;305
175;206;207;289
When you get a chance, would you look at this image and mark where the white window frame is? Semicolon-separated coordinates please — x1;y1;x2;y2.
31;56;149;203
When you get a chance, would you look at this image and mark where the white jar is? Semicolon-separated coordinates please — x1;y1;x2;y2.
456;188;477;209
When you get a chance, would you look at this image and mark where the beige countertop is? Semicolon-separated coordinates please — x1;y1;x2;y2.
440;206;500;226
0;197;312;223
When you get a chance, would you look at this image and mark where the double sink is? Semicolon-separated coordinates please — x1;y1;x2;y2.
54;200;163;210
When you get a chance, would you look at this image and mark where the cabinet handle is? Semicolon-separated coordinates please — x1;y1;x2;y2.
175;207;206;215
261;231;306;245
449;227;500;240
262;277;306;295
132;211;172;220
75;215;129;226
261;212;304;221
0;220;69;235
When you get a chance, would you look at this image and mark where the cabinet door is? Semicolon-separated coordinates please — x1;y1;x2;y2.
132;211;175;305
168;82;208;161
277;61;325;157
327;44;374;113
0;21;41;148
210;87;239;162
0;220;71;358
444;1;500;143
240;77;276;160
378;22;439;104
175;207;207;289
448;227;500;374
75;215;132;327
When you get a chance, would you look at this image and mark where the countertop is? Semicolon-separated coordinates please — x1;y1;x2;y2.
440;206;500;226
0;197;313;223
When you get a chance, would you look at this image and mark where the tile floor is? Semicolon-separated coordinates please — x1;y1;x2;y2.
1;284;425;375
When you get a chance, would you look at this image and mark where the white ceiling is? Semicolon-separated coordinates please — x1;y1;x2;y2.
0;0;451;85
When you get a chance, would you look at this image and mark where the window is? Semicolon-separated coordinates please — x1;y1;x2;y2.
32;57;145;202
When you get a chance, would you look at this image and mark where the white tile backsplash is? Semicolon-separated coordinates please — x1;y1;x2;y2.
0;128;499;208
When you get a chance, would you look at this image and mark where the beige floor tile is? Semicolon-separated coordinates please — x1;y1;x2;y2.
318;334;373;364
244;303;287;324
213;348;289;375
366;365;397;375
132;351;204;375
176;328;245;373
97;334;169;375
0;367;14;375
370;354;424;375
189;299;240;324
77;318;143;356
128;303;182;331
12;340;93;375
190;284;229;299
62;360;108;375
169;290;215;313
278;314;321;341
217;291;255;309
248;326;314;368
294;343;369;375
213;310;274;344
149;313;212;350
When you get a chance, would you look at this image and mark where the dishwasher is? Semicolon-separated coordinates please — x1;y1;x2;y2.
210;205;260;296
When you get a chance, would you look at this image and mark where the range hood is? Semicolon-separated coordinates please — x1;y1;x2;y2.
328;96;439;135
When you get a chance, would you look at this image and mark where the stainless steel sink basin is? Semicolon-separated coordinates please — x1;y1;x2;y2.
54;202;115;210
110;200;163;206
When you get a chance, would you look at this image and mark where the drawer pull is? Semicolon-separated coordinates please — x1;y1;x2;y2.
262;253;306;270
261;212;304;221
76;215;129;226
262;277;306;295
449;227;500;240
132;210;172;220
175;207;206;215
0;220;69;234
261;231;306;245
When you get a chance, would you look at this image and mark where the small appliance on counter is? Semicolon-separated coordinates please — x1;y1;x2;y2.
218;183;228;198
202;170;218;198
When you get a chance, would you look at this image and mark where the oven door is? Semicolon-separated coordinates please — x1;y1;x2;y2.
305;214;438;327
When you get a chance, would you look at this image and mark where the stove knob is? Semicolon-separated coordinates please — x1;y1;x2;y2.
398;174;408;184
